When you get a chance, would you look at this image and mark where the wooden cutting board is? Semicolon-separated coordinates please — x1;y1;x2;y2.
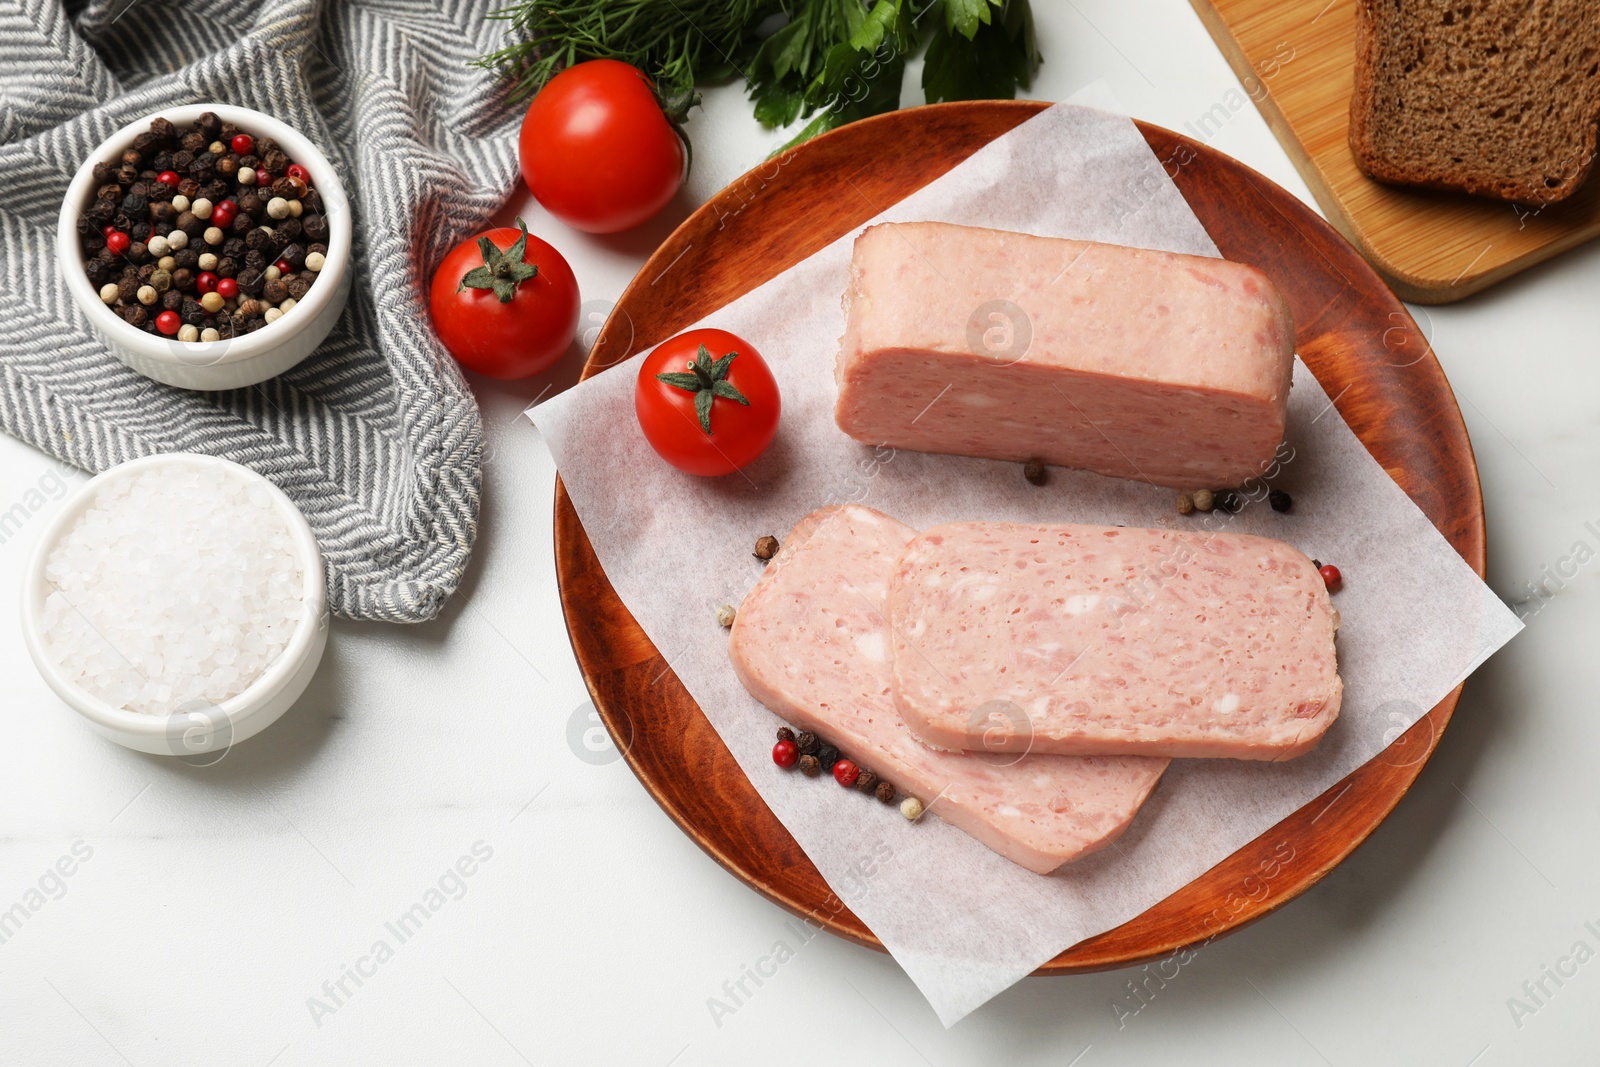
555;100;1484;973
1189;0;1600;303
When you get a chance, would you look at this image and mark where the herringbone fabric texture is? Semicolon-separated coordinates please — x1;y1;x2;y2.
0;0;520;621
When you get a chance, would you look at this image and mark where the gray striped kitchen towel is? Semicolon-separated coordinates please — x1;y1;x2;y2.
0;0;522;621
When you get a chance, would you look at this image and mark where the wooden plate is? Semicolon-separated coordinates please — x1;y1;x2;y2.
1189;0;1600;304
554;100;1483;973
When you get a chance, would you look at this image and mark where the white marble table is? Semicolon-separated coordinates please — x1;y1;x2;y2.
3;3;1595;1063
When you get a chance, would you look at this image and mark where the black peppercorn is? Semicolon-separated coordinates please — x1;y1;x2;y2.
238;190;264;218
874;781;897;804
776;726;795;744
216;256;239;279
115;277;138;303
229;214;252;237
151;150;174;172
219;121;240;140
150;201;176;226
1215;489;1242;514
120;148;142;168
86;259;108;286
307;242;327;257
246;316;269;333
277;217;303;242
303;189;323;213
170;267;195;292
199;179;228;202
132;131;160;154
180;299;205;326
175;211;202;236
94;247;116;267
245;228;273;253
96;182;123;202
173;248;199;270
262;278;288;305
797;754;821;778
795;731;819;756
217;156;239;179
263;149;288;174
172;148;195;171
754;536;779;561
816;744;839;771
854;770;878;794
1268;489;1292;513
136;263;155;282
123;304;150;327
117;162;138;184
177;178;201;199
129;222;152;243
222;236;246;259
189;151;215;173
278;242;305;271
161;289;183;312
302;215;329;243
195;112;220;139
92;161;117;184
237;266;264;296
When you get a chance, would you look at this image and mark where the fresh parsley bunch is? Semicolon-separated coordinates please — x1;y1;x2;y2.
478;0;1039;150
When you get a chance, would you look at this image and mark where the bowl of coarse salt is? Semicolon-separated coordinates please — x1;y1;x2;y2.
20;453;327;756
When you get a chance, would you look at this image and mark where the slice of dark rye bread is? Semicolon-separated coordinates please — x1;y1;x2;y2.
1349;0;1600;204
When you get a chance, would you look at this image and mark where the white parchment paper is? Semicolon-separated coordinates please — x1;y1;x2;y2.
529;103;1523;1025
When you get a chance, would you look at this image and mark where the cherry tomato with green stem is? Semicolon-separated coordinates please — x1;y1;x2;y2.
635;328;780;476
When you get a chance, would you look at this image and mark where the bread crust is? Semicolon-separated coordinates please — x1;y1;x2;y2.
1348;0;1600;205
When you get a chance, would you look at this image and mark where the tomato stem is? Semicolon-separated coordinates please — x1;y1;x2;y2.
457;217;540;303
655;342;749;433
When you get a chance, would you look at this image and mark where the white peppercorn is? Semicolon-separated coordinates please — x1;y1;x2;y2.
197;252;218;271
900;796;924;820
263;307;282;324
203;226;224;246
136;284;157;306
98;282;119;304
208;141;225;155
157;255;176;271
237;166;256;186
166;229;189;250
263;265;280;282
715;604;736;627
191;197;213;220
200;327;220;343
266;197;290;220
278;298;297;314
177;324;199;342
199;292;224;314
287;199;303;218
304;251;325;272
170;194;190;212
147;235;170;258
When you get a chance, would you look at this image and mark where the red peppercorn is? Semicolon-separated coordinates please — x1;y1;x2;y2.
157;170;180;187
155;310;181;336
1319;564;1342;592
101;224;117;238
286;163;310;183
772;739;798;769
231;134;254;155
196;271;219;295
832;759;860;787
216;277;238;300
105;231;130;255
211;200;237;227
274;259;291;274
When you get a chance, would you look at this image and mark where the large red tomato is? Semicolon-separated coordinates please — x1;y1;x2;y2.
519;60;687;234
429;218;579;380
635;329;780;476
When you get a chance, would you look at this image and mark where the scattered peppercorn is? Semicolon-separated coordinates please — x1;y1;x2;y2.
832;759;860;787
776;726;795;744
772;739;798;768
1215;489;1242;514
874;780;896;804
753;535;780;561
1023;458;1047;485
1268;489;1292;513
715;604;736;628
1318;564;1342;592
795;731;819;756
797;754;821;777
854;770;878;794
815;743;839;771
1192;488;1214;512
1175;492;1194;515
900;796;924;820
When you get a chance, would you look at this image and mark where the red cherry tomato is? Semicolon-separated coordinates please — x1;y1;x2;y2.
635;328;779;476
518;59;686;233
428;218;580;380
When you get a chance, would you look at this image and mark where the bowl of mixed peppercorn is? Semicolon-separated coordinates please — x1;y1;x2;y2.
57;103;351;391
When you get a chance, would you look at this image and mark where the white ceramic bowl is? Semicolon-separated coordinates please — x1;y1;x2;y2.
57;103;353;391
20;453;328;756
